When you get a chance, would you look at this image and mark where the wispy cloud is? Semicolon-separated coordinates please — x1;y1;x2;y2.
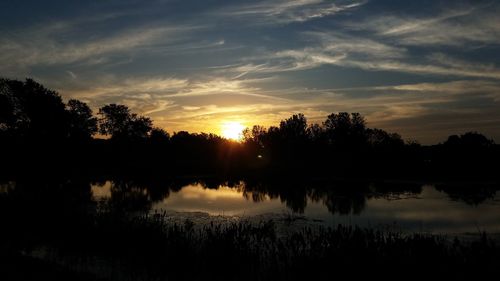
0;20;197;74
164;78;283;100
227;31;406;77
63;76;189;99
380;80;500;101
66;71;77;79
216;0;365;24
308;31;407;58
58;75;288;119
217;3;500;80
227;29;500;80
347;4;500;47
342;58;500;80
230;51;347;76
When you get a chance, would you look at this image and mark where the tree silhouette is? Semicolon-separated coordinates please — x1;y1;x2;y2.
0;78;68;139
0;80;15;134
243;125;267;145
366;128;404;148
323;112;367;148
279;113;308;141
98;104;153;141
150;127;170;143
306;123;325;142
444;132;495;148
66;99;98;140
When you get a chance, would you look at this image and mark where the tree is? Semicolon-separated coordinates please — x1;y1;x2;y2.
279;113;308;140
98;104;130;137
0;78;68;139
150;127;170;143
306;123;325;142
66;99;98;140
243;125;267;146
443;132;494;148
367;128;404;148
127;116;153;140
323;112;367;148
98;104;153;141
0;79;15;133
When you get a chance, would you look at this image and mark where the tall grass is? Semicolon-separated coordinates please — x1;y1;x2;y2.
2;208;498;281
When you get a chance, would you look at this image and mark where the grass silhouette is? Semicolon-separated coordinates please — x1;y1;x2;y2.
2;208;499;281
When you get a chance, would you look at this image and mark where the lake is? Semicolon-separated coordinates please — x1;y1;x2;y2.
3;177;500;280
90;179;500;235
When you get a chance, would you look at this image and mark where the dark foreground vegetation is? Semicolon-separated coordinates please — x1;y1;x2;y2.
1;78;500;179
3;223;500;281
1;199;499;281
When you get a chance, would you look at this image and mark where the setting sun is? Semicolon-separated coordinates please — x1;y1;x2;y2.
221;121;245;141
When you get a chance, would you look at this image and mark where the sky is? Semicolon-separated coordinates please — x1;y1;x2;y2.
1;0;500;143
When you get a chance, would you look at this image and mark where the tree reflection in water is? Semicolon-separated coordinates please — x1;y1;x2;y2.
3;177;495;216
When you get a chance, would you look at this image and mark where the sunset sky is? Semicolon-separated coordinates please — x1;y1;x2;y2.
1;0;500;143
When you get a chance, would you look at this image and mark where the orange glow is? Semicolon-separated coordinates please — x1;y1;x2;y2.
221;121;245;141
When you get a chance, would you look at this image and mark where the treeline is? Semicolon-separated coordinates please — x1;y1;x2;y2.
1;78;499;179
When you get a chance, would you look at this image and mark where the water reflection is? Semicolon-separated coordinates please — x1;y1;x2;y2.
153;183;280;216
2;178;500;234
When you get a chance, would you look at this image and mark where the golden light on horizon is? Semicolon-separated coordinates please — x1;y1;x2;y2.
221;121;245;141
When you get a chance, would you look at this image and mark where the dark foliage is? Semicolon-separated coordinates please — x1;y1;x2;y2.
98;104;153;141
0;78;67;139
66;99;98;140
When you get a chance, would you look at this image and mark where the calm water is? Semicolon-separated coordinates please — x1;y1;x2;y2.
91;181;500;235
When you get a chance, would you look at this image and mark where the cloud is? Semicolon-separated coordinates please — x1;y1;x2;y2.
309;32;407;58
56;75;289;120
274;50;347;70
182;106;201;111
216;0;365;24
226;30;500;80
123;99;176;116
0;20;197;74
342;58;500;80
66;71;77;79
214;3;500;80
386;80;500;97
63;76;189;100
347;4;500;46
231;51;346;76
164;78;287;101
226;32;406;77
